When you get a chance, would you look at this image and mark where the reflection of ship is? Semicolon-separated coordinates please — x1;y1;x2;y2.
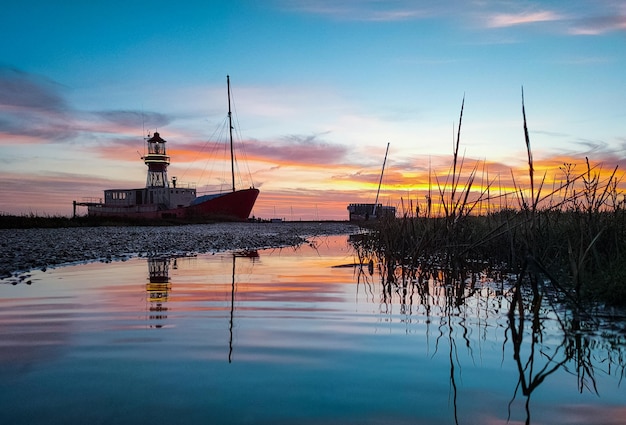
143;251;259;356
229;250;259;362
146;256;173;328
73;76;259;221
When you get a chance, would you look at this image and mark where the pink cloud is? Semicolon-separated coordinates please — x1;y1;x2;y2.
280;0;433;22
486;10;562;28
158;134;352;169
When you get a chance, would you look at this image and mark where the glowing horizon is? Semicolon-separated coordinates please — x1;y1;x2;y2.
1;1;624;220
3;142;624;221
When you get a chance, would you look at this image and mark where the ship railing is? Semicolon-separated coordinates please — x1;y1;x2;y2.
170;181;196;189
78;197;104;204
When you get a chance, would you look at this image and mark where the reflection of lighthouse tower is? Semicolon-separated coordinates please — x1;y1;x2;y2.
146;256;172;328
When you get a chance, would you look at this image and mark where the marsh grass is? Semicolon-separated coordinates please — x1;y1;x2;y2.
0;210;181;229
350;92;626;420
0;212;243;229
0;212;81;229
355;91;626;307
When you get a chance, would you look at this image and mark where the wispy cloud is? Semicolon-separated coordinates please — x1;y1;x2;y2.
570;15;626;35
531;129;622;160
242;133;351;166
94;110;171;132
278;0;436;22
0;66;78;142
0;66;68;112
485;10;562;28
282;0;626;37
477;2;626;35
0;66;178;149
550;56;612;65
281;0;568;28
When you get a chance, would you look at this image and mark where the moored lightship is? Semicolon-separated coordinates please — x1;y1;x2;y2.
73;77;259;221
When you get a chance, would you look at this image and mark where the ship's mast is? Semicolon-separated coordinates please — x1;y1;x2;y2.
227;75;235;193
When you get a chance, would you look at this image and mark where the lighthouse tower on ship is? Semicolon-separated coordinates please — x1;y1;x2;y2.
142;132;174;207
144;132;170;189
79;131;197;217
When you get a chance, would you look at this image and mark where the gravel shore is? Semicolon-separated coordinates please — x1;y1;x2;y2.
0;221;360;279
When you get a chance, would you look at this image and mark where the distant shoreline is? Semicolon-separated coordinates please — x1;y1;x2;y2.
0;213;351;229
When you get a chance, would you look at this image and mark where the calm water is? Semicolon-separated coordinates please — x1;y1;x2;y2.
1;235;624;425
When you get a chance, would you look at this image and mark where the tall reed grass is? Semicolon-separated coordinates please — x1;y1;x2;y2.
355;91;626;307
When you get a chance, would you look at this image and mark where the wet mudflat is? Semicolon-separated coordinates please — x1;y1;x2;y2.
1;234;625;425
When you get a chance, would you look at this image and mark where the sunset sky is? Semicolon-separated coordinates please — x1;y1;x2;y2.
1;1;625;220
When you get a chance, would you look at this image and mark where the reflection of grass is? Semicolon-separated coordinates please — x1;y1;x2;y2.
352;103;626;422
352;236;626;424
355;90;626;307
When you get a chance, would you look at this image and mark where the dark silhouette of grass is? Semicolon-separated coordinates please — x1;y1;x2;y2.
355;90;626;307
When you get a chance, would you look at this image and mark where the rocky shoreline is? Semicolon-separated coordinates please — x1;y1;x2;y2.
0;221;360;279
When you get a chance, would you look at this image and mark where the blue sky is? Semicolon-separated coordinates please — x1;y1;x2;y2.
1;1;625;219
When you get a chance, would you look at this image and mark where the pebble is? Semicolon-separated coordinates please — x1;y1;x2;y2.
0;222;359;280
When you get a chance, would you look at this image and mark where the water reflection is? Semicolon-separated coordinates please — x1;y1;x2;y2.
143;251;259;360
507;267;626;425
228;250;259;362
0;235;625;425
146;256;172;328
352;242;626;425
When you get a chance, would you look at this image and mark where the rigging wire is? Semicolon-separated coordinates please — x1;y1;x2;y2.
228;83;256;189
178;116;228;193
175;78;256;194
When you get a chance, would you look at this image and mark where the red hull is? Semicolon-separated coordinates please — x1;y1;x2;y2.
185;188;259;220
88;188;259;221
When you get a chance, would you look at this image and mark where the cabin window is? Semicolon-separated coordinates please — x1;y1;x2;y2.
110;191;127;200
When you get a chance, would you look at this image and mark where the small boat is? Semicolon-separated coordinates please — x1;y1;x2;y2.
73;76;259;221
347;142;395;221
